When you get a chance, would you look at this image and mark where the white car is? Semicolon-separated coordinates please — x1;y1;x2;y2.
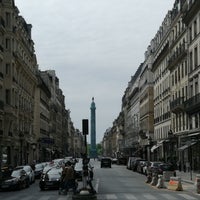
15;165;35;184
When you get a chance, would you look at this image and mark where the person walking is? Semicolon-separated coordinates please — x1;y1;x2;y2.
61;161;77;195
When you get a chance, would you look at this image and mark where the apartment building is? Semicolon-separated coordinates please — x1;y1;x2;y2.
0;0;38;166
121;65;142;157
0;1;84;168
179;0;200;171
138;47;154;161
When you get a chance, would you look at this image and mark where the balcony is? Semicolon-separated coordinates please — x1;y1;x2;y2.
185;93;200;114
182;0;200;25
168;43;187;70
170;97;185;113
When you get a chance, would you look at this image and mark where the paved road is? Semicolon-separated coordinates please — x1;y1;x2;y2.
0;160;199;200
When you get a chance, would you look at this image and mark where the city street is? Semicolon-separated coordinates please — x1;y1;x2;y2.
0;160;200;200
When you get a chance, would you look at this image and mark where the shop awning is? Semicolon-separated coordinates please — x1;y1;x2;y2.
151;143;162;152
178;141;197;151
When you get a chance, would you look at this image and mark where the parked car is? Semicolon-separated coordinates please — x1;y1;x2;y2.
34;163;45;178
127;157;137;170
137;160;148;174
145;161;163;175
156;163;176;176
14;165;35;184
0;169;29;191
39;166;63;190
132;158;146;171
101;157;112;168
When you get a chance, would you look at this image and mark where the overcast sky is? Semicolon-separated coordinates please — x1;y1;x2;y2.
15;0;175;143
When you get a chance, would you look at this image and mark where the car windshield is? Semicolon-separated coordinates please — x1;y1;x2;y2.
160;164;174;171
11;170;21;177
35;164;43;169
47;167;62;175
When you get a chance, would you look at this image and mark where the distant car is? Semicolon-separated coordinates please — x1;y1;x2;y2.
132;158;146;171
137;160;148;174
34;163;45;178
0;169;29;191
14;165;35;184
74;158;83;181
112;158;118;164
101;157;112;168
39;166;62;190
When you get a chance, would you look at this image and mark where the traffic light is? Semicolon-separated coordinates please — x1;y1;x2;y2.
82;119;88;135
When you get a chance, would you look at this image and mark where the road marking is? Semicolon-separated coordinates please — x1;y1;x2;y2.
95;178;100;193
38;196;52;200
143;193;157;199
20;196;35;200
124;193;137;199
160;193;177;199
177;194;197;200
105;194;117;199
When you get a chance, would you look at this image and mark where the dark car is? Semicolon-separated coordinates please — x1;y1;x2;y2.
34;163;45;178
156;163;176;176
39;166;62;190
101;157;112;168
146;161;163;175
0;169;29;191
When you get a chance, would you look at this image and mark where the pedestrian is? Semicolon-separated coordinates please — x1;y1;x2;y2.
62;161;77;195
87;165;96;194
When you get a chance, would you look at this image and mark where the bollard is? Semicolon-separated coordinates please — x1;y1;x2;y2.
168;177;183;191
146;172;152;183
150;173;158;186
195;174;200;194
156;175;166;189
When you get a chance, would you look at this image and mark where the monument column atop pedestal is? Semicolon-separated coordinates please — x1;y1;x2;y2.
90;97;97;158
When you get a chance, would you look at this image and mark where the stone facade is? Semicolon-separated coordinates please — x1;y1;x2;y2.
0;0;84;169
102;0;200;170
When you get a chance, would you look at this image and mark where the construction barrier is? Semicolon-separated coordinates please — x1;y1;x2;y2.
163;171;175;181
168;177;183;191
150;173;158;186
195;174;200;194
156;175;166;189
146;172;152;184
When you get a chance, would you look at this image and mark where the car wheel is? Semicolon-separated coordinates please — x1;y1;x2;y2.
40;187;45;191
26;180;30;188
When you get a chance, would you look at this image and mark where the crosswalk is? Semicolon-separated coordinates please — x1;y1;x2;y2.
0;192;199;200
97;193;200;200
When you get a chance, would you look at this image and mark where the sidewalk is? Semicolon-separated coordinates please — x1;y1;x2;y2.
168;170;200;194
176;170;200;184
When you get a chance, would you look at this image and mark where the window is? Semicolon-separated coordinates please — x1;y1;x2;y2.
5;12;11;28
185;60;187;75
194;47;198;68
5;89;11;104
194;20;197;37
189;51;193;72
5;63;10;75
5;38;11;50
